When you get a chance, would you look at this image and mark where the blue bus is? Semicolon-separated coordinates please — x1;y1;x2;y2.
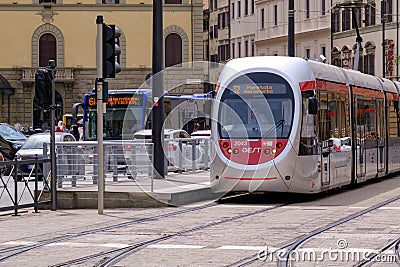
79;89;211;141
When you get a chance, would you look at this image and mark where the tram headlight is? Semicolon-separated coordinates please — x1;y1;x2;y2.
271;148;277;154
227;148;232;154
276;142;283;149
233;148;239;154
264;149;270;154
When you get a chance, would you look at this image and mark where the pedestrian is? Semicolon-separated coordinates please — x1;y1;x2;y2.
69;125;80;141
42;120;50;132
56;121;65;132
193;123;200;132
77;122;84;141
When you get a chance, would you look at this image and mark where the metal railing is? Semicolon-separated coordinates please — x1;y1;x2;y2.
48;138;213;188
21;68;74;82
0;138;213;212
0;157;52;215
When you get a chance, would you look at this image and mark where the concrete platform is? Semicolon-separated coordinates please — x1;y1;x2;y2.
41;170;220;209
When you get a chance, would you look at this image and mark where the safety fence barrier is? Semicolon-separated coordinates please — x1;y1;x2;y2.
0;157;51;215
47;138;213;188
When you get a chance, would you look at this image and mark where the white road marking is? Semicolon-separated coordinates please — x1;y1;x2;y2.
147;244;205;249
217;245;266;251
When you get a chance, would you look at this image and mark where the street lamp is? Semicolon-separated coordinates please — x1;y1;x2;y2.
381;0;386;78
333;1;364;71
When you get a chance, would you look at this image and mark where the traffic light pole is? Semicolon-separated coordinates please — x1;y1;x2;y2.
96;15;104;214
288;0;295;57
49;60;57;211
152;0;165;179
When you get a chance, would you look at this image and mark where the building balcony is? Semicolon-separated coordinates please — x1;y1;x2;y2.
21;67;75;84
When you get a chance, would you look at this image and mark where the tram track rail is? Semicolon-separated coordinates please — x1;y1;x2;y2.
50;202;290;267
226;194;400;267
353;237;400;266
0;193;249;263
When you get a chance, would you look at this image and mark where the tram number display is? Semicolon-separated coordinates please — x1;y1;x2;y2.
87;96;142;107
231;83;287;95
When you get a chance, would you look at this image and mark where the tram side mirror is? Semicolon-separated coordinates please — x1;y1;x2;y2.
308;97;318;115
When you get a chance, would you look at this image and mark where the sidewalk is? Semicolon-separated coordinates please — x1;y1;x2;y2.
42;170;217;209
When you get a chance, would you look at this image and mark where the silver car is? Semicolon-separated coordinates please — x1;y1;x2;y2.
16;132;75;178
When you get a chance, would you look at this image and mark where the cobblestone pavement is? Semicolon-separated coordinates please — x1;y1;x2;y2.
0;175;399;267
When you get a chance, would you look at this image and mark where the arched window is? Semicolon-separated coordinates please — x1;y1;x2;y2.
165;33;182;67
332;47;341;67
39;33;56;67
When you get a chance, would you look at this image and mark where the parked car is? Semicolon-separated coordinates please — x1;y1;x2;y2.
0;123;27;158
15;132;76;178
0;123;27;175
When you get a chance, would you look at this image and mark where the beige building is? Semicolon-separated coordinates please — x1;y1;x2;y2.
332;0;399;79
255;0;331;61
0;0;204;128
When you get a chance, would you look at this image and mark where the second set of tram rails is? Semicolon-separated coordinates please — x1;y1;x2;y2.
211;56;400;193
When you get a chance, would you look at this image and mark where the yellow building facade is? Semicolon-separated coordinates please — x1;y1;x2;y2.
0;0;204;128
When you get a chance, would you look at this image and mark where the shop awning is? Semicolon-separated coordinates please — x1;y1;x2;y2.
0;74;15;94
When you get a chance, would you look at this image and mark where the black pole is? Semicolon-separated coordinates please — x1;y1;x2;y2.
351;7;362;71
152;0;165;178
382;0;386;78
48;60;57;211
288;0;295;57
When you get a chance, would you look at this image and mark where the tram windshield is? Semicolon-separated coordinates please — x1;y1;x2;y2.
85;93;144;141
218;72;294;139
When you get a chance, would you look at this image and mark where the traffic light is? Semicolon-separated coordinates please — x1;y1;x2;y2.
102;24;121;78
34;69;52;108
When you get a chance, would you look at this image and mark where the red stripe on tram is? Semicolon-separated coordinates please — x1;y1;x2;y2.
299;80;316;91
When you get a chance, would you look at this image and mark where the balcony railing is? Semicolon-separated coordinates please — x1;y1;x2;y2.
21;68;74;84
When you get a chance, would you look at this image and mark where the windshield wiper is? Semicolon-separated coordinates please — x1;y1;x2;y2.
262;119;285;138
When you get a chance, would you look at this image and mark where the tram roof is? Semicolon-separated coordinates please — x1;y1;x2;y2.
342;68;382;91
308;60;348;84
378;77;398;94
392;81;400;94
221;56;315;84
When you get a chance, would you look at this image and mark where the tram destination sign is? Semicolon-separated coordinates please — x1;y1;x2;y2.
230;83;287;95
87;94;142;107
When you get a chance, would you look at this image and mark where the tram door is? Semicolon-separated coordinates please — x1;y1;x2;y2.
318;91;330;186
376;99;385;175
355;97;366;179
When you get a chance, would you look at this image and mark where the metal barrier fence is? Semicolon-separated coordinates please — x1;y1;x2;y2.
0;138;213;212
42;141;153;188
47;138;213;188
0;157;51;215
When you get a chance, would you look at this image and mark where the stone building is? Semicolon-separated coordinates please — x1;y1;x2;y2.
0;0;204;128
332;0;399;79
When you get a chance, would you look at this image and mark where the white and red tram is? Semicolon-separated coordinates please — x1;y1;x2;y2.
211;56;400;193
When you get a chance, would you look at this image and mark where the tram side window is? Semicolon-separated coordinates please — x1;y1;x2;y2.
318;90;350;153
363;99;377;140
299;91;318;155
388;99;400;137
